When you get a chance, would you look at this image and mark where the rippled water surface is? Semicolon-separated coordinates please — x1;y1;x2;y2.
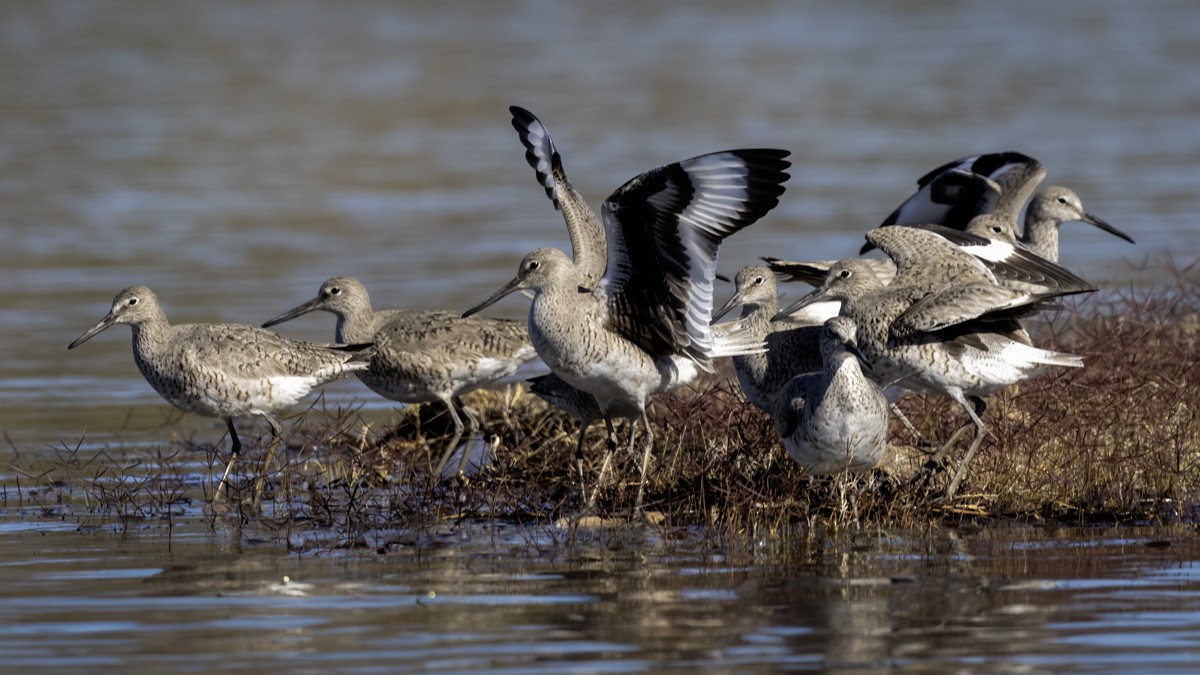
3;0;1200;671
1;515;1199;674
4;0;1198;446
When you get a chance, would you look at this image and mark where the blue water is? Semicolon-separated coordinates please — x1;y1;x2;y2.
0;519;1198;674
4;0;1196;446
2;2;1199;670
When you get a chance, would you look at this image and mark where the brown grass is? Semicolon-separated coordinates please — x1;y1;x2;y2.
15;261;1200;536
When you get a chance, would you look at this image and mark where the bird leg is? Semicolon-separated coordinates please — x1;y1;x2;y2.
633;410;654;514
906;396;987;493
944;396;988;500
453;397;482;477
253;414;285;509
888;403;929;446
574;419;591;498
587;412;621;509
215;417;242;503
433;398;468;478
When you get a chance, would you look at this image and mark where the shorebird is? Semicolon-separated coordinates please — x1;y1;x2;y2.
714;264;936;444
766;211;1032;296
508;106;638;486
782;226;1093;498
493;107;781;505
764;256;896;288
768;215;1097;322
467;110;789;509
511;105;768;354
877;152;1132;260
527;299;763;495
262;276;540;476
711;265;823;413
68;286;372;503
1019;185;1132;262
772;317;890;474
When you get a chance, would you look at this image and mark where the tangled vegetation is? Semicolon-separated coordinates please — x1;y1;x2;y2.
9;262;1199;539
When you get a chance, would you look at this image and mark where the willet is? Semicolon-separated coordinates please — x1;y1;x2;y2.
878;152;1132;260
499;107;778;502
512;105;767;354
763;256;897;293
68;286;372;503
262;276;540;476
508;106;637;484
716;264;931;443
771;212;1029;286
1020;185;1133;262
531;314;765;495
782;226;1093;498
949;191;1130;266
465;125;789;509
711;265;823;413
772;316;890;474
768;216;1097;322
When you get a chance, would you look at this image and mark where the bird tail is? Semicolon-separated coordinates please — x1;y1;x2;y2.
992;339;1084;369
1025;346;1084;368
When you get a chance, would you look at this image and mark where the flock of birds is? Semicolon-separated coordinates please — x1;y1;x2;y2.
67;107;1134;508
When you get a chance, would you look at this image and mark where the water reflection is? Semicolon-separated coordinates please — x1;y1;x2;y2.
0;520;1197;672
3;2;1200;670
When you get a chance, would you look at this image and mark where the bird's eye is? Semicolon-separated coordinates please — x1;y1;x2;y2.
127;297;138;306
1057;196;1069;204
528;260;540;271
330;287;341;295
839;269;852;279
754;276;765;285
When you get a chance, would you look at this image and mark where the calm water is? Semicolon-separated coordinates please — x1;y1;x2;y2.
1;514;1199;674
3;0;1200;670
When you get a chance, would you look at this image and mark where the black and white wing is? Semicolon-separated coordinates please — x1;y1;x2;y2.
510;106;607;285
879;151;1045;231
598;149;791;363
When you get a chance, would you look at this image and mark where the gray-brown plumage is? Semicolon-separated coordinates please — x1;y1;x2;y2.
711;265;822;413
68;286;371;503
772;317;889;474
877;152;1132;261
512;107;765;380
718;264;927;444
764;257;897;289
769;216;1097;325
510;106;607;288
465;134;789;511
786;226;1092;498
1020;185;1132;262
262;276;540;476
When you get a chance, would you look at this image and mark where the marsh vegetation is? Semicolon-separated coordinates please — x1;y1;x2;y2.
10;267;1197;545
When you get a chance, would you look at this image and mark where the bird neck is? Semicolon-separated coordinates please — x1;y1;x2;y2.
333;305;378;344
130;311;171;358
740;294;778;336
1019;212;1060;262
